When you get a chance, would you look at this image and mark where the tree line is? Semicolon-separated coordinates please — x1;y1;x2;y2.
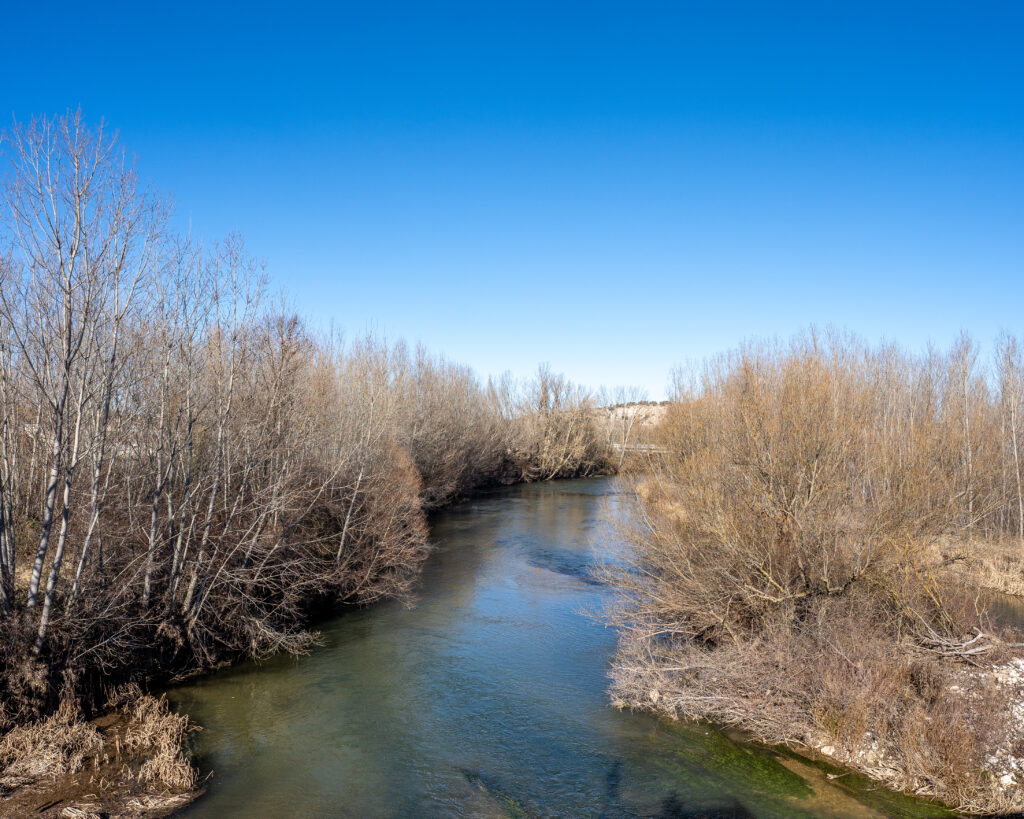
0;112;609;726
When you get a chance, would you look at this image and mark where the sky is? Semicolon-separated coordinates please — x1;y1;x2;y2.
2;1;1022;398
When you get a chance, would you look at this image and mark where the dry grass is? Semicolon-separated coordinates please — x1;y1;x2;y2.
0;699;101;789
928;535;1024;597
119;689;198;790
0;687;198;816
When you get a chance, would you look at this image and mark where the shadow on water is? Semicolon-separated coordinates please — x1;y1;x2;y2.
461;761;756;819
525;546;604;585
168;478;956;818
651;796;756;819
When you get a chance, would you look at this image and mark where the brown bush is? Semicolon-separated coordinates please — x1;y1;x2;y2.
608;331;1024;812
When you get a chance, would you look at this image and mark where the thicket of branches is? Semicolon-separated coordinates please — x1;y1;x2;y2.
0;112;608;726
608;330;1024;812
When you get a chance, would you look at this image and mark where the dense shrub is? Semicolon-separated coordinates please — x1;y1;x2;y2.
608;331;1024;813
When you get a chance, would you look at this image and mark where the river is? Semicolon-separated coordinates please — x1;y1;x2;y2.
168;478;950;818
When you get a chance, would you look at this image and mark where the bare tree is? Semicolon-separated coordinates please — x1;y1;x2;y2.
998;333;1024;541
599;385;651;468
0;112;164;654
0;112;612;741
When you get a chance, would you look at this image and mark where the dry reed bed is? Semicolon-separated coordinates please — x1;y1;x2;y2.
0;686;198;816
929;536;1024;598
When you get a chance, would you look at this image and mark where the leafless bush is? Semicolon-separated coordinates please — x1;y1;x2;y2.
493;364;608;481
608;330;1024;812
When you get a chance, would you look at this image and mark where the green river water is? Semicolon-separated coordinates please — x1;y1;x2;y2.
168;478;952;818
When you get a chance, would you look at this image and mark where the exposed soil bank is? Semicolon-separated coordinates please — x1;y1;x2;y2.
611;652;1024;815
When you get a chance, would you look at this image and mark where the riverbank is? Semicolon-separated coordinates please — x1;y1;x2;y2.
610;638;1024;815
606;335;1024;815
166;478;950;817
609;518;1024;813
0;464;614;817
930;535;1024;598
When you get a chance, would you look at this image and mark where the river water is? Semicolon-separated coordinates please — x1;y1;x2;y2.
169;478;949;818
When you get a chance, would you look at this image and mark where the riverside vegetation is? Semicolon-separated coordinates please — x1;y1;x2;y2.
0;113;609;814
607;332;1024;815
3;111;1024;818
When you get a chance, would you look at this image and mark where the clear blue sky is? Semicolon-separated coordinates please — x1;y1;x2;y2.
3;1;1022;398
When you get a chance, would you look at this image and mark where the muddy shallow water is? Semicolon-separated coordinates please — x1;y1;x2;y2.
168;478;950;818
